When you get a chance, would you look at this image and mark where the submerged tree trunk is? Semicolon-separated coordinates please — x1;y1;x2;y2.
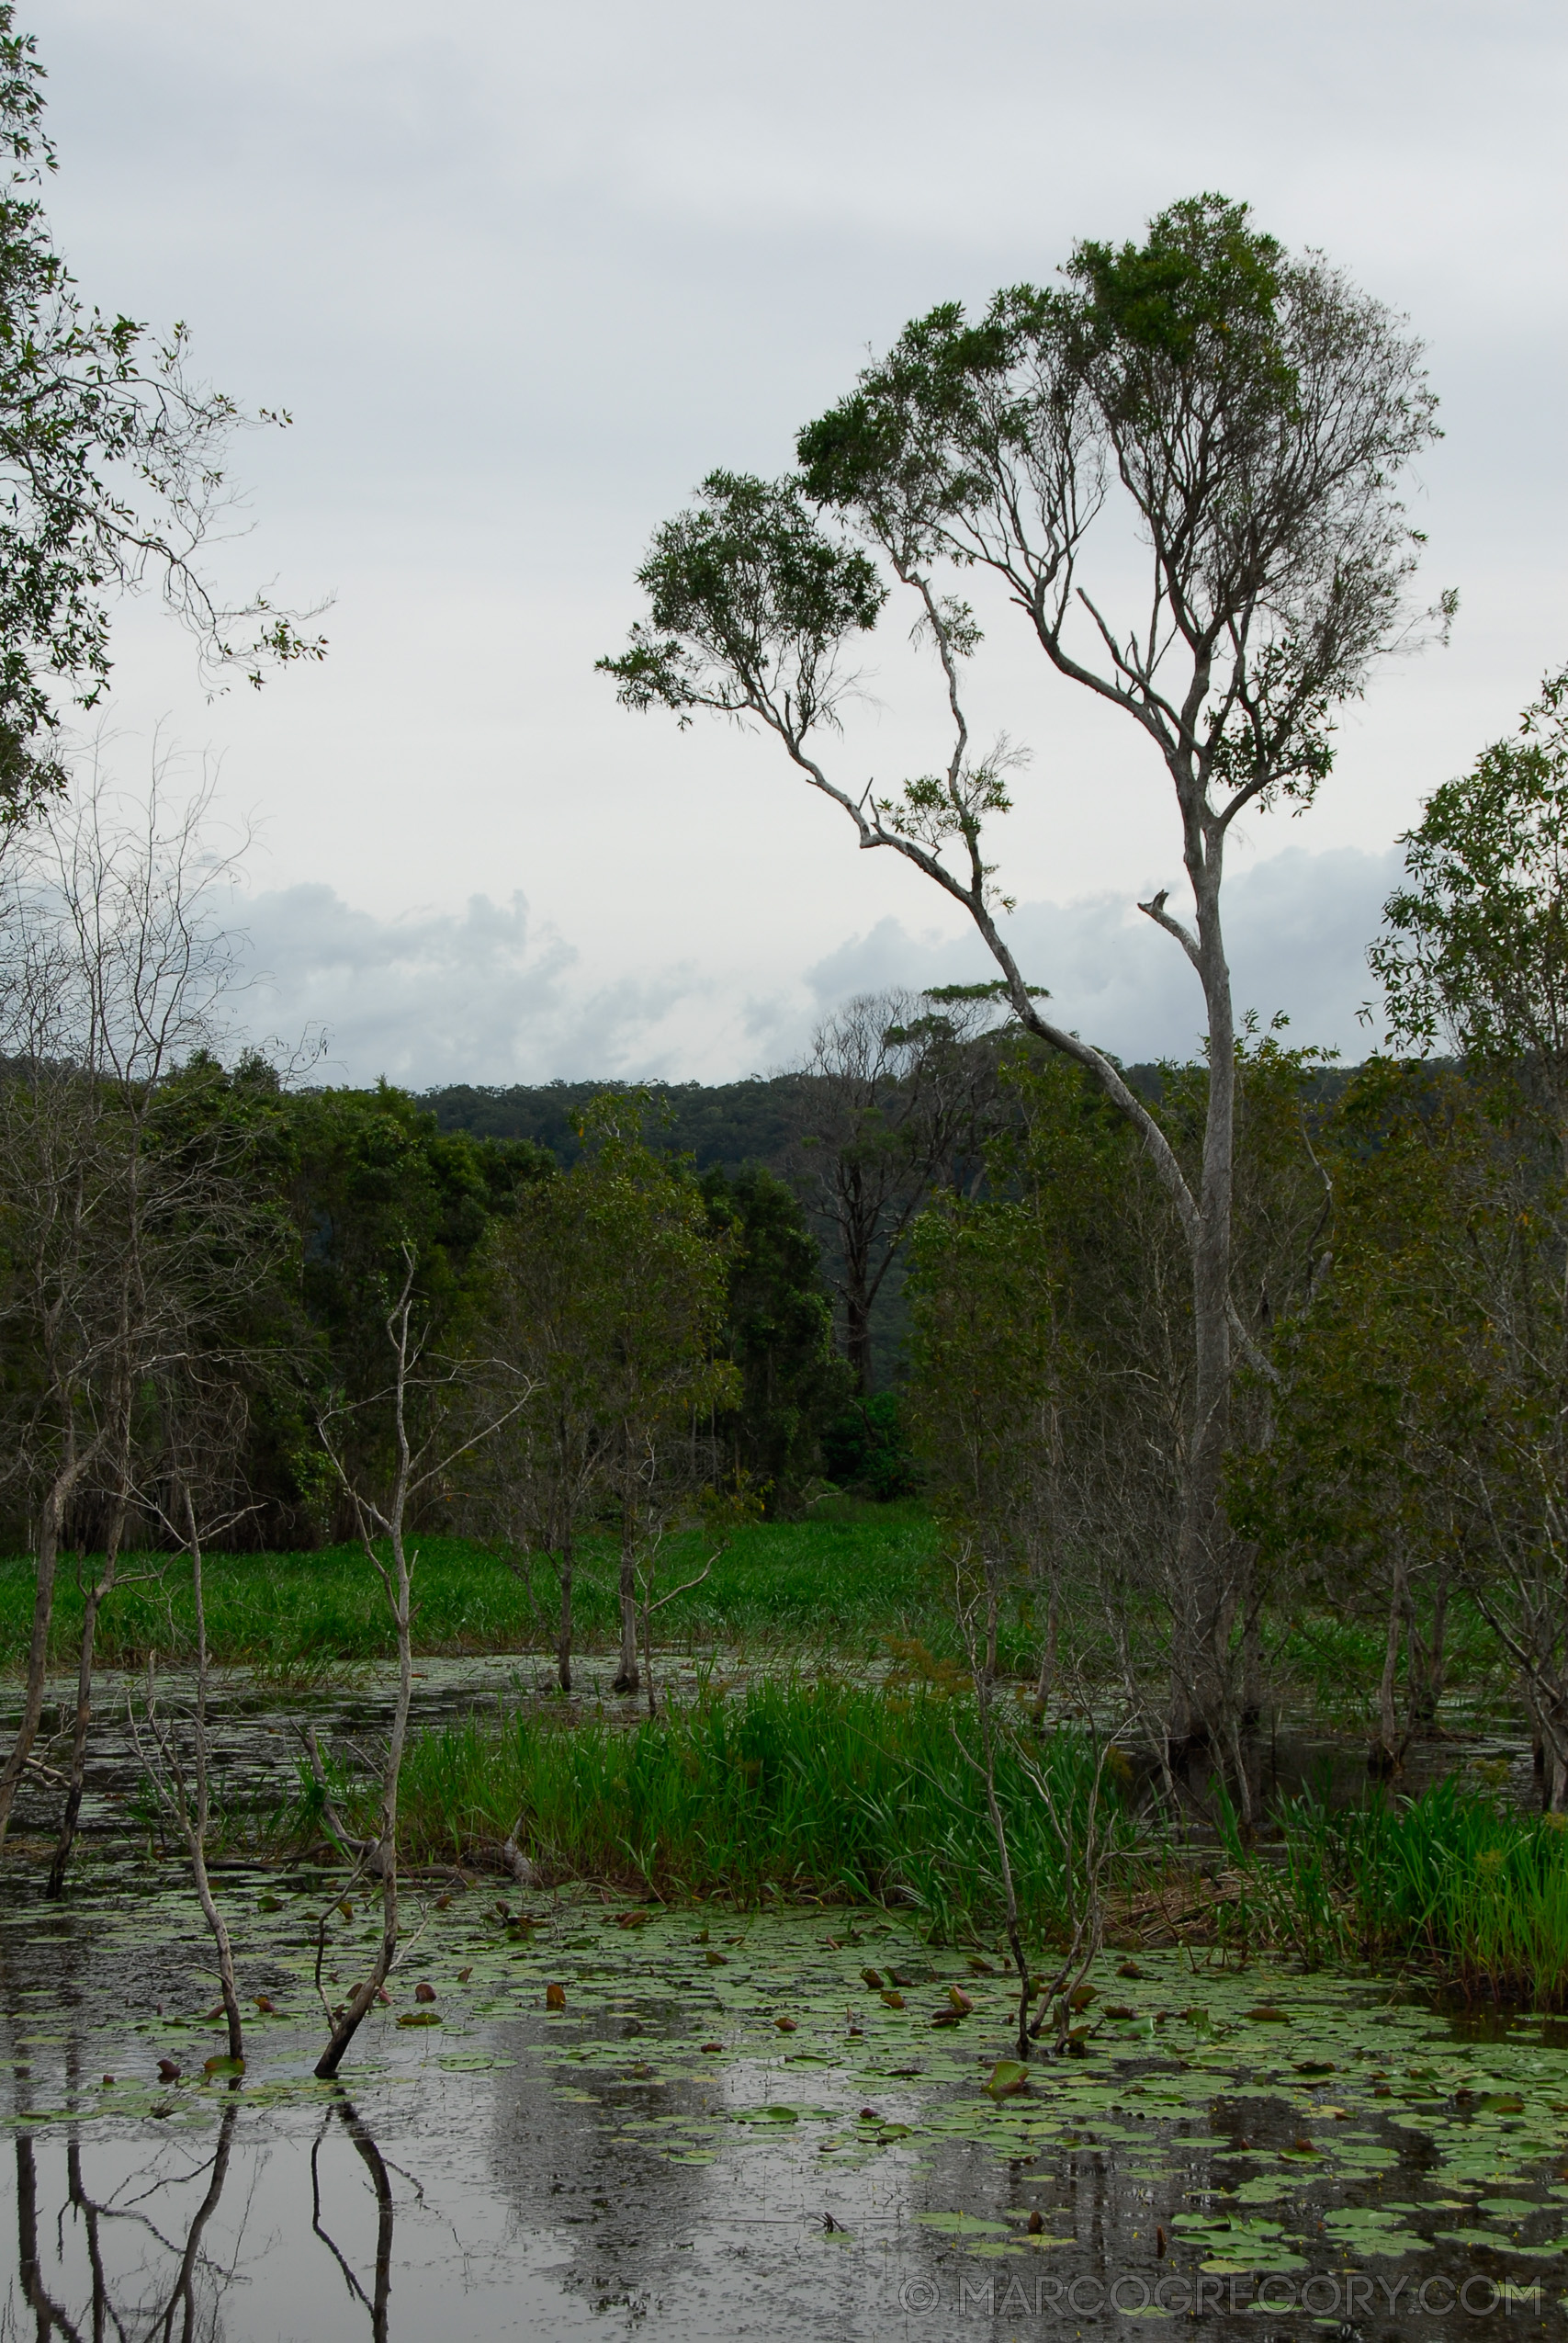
1371;1553;1407;1778
45;1506;125;1897
316;1516;413;2080
1407;1563;1451;1735
1034;1568;1059;1707
614;1495;639;1694
556;1527;574;1695
184;1495;245;2063
0;1444;90;1848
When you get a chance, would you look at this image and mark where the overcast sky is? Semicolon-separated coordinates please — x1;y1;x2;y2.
29;0;1568;1084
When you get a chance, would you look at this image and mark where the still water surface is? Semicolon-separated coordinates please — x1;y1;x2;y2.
3;1846;1566;2339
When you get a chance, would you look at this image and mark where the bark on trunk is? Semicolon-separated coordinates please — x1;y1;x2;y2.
46;1506;126;1897
613;1500;639;1694
1034;1570;1059;1706
1371;1556;1407;1778
555;1531;574;1695
844;1290;874;1398
1408;1567;1450;1735
0;1448;88;1847
1168;846;1237;1775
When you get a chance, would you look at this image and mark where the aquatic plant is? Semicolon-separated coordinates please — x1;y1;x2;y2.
367;1679;1140;1945
1217;1776;1568;2007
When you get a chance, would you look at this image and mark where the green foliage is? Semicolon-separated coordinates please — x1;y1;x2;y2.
272;1083;552;1530
791;195;1441;816
465;1096;739;1629
596;470;885;731
0;1511;948;1670
1372;662;1568;1086
821;1392;919;1501
1228;1059;1492;1589
422;1074;807;1172
907;1054;1132;1550
288;1081;551;1357
1068;192;1292;402
699;1162;850;1506
1221;1779;1568;2006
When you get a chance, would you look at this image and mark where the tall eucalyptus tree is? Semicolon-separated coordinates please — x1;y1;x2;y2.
602;194;1445;1764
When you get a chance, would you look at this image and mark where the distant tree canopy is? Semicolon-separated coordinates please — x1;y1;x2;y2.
421;1076;808;1170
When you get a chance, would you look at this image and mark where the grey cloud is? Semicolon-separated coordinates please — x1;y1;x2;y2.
802;844;1404;1064
233;884;718;1087
231;843;1405;1089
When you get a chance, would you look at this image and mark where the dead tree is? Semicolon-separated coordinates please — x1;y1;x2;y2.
0;774;287;1878
310;1249;530;2079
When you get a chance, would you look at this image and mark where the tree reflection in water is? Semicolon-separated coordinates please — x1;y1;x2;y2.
311;2103;393;2343
6;2097;395;2342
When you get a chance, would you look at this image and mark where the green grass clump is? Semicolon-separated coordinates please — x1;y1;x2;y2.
1221;1777;1568;2007
377;1679;1134;1942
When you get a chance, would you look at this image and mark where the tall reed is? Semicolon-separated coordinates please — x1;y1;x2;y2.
1218;1777;1568;2007
351;1679;1138;1941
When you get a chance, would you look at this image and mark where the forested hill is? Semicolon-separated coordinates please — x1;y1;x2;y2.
418;1065;1270;1170
421;1078;811;1169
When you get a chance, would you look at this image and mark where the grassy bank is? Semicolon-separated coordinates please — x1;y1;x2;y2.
0;1504;948;1674
286;1680;1568;2001
0;1516;1510;1737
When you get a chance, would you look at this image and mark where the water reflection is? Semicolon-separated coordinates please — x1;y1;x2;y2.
6;2098;399;2343
310;2105;393;2343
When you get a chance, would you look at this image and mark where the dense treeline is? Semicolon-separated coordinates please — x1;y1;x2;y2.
421;1062;1196;1162
0;1059;863;1552
423;1075;808;1170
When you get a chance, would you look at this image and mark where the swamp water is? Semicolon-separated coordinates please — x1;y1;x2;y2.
2;1871;1567;2340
